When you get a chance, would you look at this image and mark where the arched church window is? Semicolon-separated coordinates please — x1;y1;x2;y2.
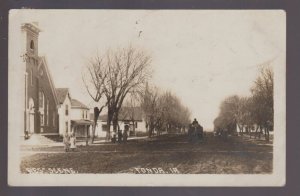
30;40;34;50
39;91;44;108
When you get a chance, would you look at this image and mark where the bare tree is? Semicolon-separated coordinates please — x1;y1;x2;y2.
251;66;274;141
236;97;254;135
141;84;161;137
141;85;191;137
214;95;240;135
82;56;108;143
214;65;274;141
123;92;141;136
83;45;152;140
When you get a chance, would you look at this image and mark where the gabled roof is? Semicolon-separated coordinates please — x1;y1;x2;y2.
71;99;89;109
56;88;69;104
95;107;143;122
38;56;59;106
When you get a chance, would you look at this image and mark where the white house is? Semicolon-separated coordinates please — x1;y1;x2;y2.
90;106;147;138
70;99;93;137
56;88;92;137
56;88;72;135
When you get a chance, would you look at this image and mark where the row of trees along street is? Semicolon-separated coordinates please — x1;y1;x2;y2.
83;45;191;142
141;85;191;137
213;65;274;141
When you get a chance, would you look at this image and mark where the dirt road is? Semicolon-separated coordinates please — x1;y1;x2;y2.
20;133;273;174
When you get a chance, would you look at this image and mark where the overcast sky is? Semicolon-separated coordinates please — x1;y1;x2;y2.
10;10;285;129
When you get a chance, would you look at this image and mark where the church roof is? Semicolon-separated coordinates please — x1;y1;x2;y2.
38;56;59;106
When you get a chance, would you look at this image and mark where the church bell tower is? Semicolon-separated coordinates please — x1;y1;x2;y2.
21;22;42;134
21;22;41;58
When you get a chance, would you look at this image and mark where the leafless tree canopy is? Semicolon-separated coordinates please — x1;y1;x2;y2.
214;65;274;141
83;45;152;139
141;84;191;137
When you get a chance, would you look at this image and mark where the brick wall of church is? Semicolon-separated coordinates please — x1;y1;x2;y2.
38;60;58;133
26;57;58;133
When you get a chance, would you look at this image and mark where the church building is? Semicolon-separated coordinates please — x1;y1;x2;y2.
21;23;59;135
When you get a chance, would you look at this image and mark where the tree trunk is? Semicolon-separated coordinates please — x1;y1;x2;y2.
149;123;154;138
106;109;113;141
106;120;111;141
112;112;119;133
265;127;270;142
132;121;136;136
259;126;262;139
238;124;243;135
91;122;96;143
254;126;259;139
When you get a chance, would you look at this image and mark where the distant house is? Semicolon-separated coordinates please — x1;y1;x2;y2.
90;106;147;137
90;113;106;138
70;99;93;137
118;106;147;134
56;88;72;135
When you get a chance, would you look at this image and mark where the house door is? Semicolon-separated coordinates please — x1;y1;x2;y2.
28;98;35;134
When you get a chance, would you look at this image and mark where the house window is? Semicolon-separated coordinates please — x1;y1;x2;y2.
65;105;69;116
65;121;68;133
39;91;44;108
135;122;138;128
82;110;84;119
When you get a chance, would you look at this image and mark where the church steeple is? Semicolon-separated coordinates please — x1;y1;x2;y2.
21;22;41;58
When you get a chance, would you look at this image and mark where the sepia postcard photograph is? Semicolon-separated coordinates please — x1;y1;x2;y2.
8;9;286;186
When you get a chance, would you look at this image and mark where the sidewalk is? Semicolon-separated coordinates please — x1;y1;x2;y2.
20;134;151;148
90;135;149;145
21;134;63;147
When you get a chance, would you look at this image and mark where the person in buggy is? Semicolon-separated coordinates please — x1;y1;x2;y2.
196;124;204;140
